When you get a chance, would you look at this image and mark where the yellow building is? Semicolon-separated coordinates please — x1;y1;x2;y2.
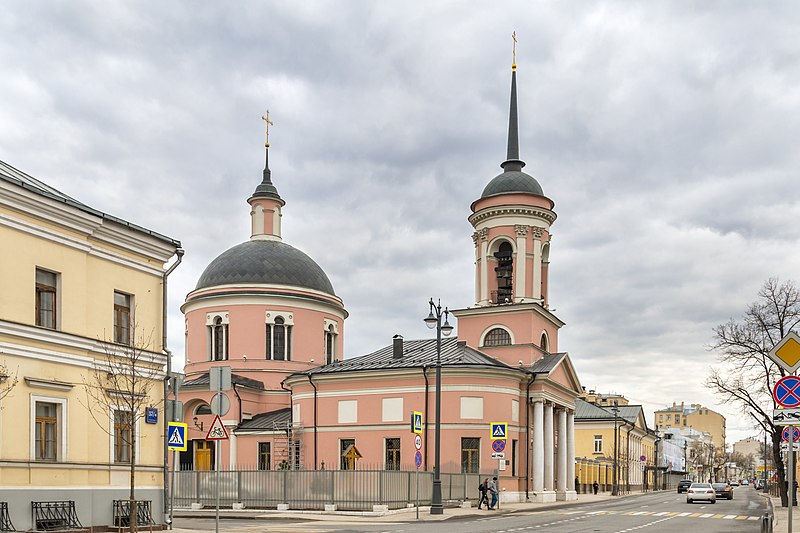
654;402;726;451
574;398;656;493
0;160;181;529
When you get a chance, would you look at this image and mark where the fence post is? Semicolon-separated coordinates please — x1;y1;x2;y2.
237;470;242;504
379;469;384;504
407;471;412;506
283;468;288;505
329;470;335;505
195;470;201;504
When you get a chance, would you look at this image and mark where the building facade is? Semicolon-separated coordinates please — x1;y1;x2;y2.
177;57;584;505
654;402;726;451
0;160;181;529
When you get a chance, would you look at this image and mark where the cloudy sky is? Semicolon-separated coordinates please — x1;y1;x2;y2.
4;2;800;445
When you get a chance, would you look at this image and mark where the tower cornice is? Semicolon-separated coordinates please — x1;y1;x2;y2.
469;204;557;227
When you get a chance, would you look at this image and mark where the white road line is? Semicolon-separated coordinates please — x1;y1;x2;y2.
653;512;668;516
700;513;713;518
677;512;691;516
723;514;737;519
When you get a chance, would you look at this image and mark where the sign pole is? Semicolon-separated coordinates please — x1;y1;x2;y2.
790;427;794;533
215;386;221;533
415;468;419;520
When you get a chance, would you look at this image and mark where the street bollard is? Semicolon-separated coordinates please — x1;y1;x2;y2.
760;512;772;533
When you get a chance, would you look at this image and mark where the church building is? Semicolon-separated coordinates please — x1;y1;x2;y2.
178;55;582;504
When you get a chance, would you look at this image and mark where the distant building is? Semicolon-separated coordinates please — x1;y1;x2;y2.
0;160;181;529
732;436;761;458
654;402;725;451
579;389;629;407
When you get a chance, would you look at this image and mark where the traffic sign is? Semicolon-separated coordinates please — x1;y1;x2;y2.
774;376;800;408
414;450;423;469
205;415;229;440
210;392;231;416
639;455;646;462
783;426;800;442
781;442;800;452
492;439;506;453
491;452;505;459
411;411;423;434
414;434;422;450
769;332;800;374
490;422;507;440
774;408;800;426
167;422;188;451
146;407;158;424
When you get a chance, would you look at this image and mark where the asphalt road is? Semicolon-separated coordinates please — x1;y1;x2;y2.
173;486;767;532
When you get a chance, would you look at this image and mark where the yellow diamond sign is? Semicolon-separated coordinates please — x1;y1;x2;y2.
769;332;800;374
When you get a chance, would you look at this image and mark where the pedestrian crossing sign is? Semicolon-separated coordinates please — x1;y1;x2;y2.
490;422;507;440
411;411;423;434
167;422;188;451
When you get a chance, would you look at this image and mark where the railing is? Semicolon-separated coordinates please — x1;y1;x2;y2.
112;500;153;530
31;501;82;531
0;502;15;532
173;466;484;511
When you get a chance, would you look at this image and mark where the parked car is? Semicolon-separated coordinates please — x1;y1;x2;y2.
755;479;764;490
677;479;694;493
730;480;739;487
712;482;734;500
741;479;750;486
687;482;716;504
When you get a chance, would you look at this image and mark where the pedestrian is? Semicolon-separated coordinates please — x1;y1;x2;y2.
477;478;489;509
488;476;499;510
593;480;599;495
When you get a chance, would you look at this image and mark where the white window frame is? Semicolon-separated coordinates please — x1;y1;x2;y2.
323;318;338;364
593;435;603;454
265;311;293;361
206;312;229;361
30;395;68;462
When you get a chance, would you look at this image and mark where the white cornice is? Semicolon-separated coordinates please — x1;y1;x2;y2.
469;204;557;227
24;377;74;391
182;289;346;317
451;302;566;328
0;180;100;234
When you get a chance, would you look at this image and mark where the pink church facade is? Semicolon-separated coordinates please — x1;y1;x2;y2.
178;61;582;504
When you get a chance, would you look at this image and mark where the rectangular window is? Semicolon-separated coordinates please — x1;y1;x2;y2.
293;439;301;470
258;442;271;470
35;268;58;329
665;414;671;421
461;437;480;473
385;438;400;470
35;402;58;461
594;435;603;454
114;410;133;463
511;439;518;476
114;292;132;345
675;415;680;424
340;438;356;470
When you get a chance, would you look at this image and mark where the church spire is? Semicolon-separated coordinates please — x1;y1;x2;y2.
500;32;526;173
251;110;282;200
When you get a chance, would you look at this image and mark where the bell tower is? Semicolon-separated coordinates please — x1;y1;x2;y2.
453;45;564;366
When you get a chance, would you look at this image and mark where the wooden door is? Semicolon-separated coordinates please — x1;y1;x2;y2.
195;440;213;471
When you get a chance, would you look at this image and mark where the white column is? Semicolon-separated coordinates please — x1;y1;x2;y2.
515;225;528;301
479;230;489;305
533;400;544;493
531;229;543;300
544;403;554;490
473;232;481;303
229;429;237;469
557;408;567;492
567;411;575;491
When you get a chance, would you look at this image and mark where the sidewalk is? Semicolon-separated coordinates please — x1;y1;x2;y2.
170;490;631;527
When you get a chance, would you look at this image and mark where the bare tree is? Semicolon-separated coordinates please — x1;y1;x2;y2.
0;360;19;404
81;319;163;531
706;277;800;506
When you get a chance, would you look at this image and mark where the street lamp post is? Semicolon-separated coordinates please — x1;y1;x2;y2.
425;298;454;515
612;401;619;496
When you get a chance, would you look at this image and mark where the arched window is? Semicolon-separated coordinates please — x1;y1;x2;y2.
484;328;512;347
325;324;337;364
540;332;549;353
266;316;292;361
195;404;212;415
493;241;513;303
211;316;228;361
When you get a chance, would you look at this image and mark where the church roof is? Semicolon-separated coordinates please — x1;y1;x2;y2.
529;352;567;374
195;239;336;295
237;407;292;432
182;372;265;390
298;337;512;376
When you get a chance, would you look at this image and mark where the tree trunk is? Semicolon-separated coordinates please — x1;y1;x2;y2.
773;430;788;507
130;427;138;533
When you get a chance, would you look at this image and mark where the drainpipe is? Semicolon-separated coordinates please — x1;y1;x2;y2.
162;248;183;527
525;372;535;499
423;365;429;471
307;375;318;469
232;383;242;424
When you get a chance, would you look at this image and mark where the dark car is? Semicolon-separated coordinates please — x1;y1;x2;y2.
677;479;693;493
712;482;733;500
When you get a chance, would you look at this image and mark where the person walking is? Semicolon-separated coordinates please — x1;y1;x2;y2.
477;478;489;509
488;476;499;510
593;480;599;495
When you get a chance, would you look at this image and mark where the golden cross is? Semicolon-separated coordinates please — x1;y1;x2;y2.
261;110;274;147
512;31;517;70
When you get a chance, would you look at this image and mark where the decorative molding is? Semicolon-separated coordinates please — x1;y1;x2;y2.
266;311;294;326
469;205;557;226
531;226;545;239
479;228;489;241
205;312;229;326
24;377;74;391
323;318;339;334
515;224;529;237
472;231;480;245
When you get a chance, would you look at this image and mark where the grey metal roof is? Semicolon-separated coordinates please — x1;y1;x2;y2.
299;337;511;376
529;352;567;374
574;398;645;427
237;407;291;432
0;159;181;247
195;240;336;295
182;372;265;390
481;170;544;198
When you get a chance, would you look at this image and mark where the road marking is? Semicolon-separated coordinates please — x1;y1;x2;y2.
688;513;701;517
748;516;760;520
653;512;668;516
723;514;737;519
700;513;713;518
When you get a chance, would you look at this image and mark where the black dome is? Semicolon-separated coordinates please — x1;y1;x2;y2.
481;170;544;198
196;240;336;295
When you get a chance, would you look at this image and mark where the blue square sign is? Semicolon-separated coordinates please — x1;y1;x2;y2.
145;407;158;424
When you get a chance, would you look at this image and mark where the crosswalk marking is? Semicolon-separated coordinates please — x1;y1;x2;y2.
700;513;713;518
723;514;737;519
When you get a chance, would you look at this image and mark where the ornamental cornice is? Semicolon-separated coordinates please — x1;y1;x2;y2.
479;228;489;241
531;226;545;239
515;224;529;237
469;205;556;226
472;231;479;245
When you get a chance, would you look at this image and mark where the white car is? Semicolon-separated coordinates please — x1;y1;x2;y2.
686;482;716;504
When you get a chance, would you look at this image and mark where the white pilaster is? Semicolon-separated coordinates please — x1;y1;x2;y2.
563;410;577;500
229;429;237;469
544;402;554;490
515;225;528;300
533;401;544;493
480;232;489;305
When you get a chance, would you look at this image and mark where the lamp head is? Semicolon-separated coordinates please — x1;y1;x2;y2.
424;310;437;329
441;317;454;336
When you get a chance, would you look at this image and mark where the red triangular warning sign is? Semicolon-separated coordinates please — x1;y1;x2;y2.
205;415;229;440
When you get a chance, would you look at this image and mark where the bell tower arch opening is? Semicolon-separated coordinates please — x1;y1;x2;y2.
492;240;514;304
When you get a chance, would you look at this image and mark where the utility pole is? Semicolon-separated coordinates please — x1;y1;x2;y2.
612;401;619;496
